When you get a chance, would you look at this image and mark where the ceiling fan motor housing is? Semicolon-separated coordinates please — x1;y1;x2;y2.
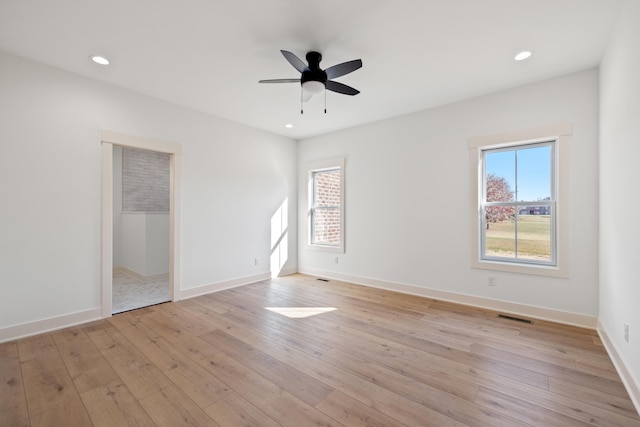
301;51;328;88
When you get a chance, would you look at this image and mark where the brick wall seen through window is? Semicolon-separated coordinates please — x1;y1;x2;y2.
312;168;341;245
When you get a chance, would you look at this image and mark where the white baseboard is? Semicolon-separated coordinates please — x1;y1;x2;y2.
0;307;102;344
597;321;640;416
179;272;271;300
298;268;597;329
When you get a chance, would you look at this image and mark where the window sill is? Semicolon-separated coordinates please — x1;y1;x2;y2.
307;243;344;254
472;258;568;278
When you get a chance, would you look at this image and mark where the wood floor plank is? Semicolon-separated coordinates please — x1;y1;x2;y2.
0;341;30;427
152;301;218;337
51;326;120;394
549;376;640;419
17;334;93;427
198;328;334;408
315;390;410;427
133;306;343;427
319;347;530;427
138;385;220;427
194;313;468;426
204;392;281;427
185;294;336;357
474;386;591;427
316;309;551;389
16;332;58;362
85;322;173;399
79;380;156;427
113;314;234;409
278;355;468;427
305;316;628;426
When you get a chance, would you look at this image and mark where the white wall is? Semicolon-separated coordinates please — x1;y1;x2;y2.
144;213;170;276
599;0;640;405
298;69;600;320
118;213;169;277
0;51;297;333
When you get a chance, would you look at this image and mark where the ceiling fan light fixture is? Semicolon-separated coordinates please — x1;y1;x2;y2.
302;80;325;94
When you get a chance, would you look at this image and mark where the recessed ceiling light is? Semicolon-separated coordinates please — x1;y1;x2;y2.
514;51;533;61
90;55;110;65
285;124;293;128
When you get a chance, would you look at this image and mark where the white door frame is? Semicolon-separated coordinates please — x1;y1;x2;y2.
101;130;182;317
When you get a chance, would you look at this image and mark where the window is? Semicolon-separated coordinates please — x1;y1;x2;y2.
308;159;344;252
469;124;571;277
482;141;555;265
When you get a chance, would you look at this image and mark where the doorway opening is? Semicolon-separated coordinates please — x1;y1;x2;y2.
101;130;182;317
112;146;170;313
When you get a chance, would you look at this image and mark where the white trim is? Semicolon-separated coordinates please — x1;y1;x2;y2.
298;268;596;329
0;308;102;344
170;151;182;303
101;129;182;154
597;320;640;415
469;124;571;278
102;142;114;317
468;123;573;149
179;272;271;300
101;130;182;319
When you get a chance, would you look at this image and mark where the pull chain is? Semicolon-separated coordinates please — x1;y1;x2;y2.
324;89;327;114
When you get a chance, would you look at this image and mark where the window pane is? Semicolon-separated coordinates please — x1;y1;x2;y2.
516;209;552;262
485;150;515;202
516;145;551;202
312;207;341;245
314;169;341;207
312;168;341;246
485;206;516;259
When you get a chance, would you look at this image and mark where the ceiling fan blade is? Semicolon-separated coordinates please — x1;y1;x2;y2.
325;59;362;79
326;80;360;96
258;78;301;83
280;50;307;73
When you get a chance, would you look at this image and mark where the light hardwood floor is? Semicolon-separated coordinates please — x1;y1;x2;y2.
2;274;639;426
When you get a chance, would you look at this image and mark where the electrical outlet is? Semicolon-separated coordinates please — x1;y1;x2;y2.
334;256;339;264
487;276;496;287
254;258;259;266
624;323;629;343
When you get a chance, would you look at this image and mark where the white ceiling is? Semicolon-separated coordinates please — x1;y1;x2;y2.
0;0;623;139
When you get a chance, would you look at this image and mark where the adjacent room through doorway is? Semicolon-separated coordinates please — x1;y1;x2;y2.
111;145;170;313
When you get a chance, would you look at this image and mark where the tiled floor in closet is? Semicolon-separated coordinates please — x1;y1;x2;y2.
112;271;170;314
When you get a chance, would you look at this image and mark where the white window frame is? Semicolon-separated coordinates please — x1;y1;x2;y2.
469;124;571;278
307;158;345;253
481;140;557;266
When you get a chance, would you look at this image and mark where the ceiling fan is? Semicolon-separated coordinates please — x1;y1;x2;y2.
259;50;362;112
